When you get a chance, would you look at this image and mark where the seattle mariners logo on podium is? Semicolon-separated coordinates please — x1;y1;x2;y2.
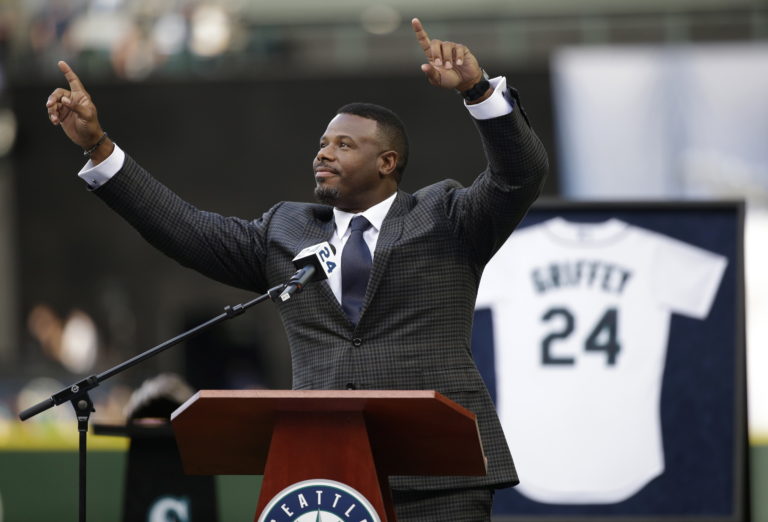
258;479;381;522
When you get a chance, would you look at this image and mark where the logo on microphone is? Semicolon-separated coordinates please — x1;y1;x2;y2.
257;479;380;522
278;242;339;302
293;242;337;277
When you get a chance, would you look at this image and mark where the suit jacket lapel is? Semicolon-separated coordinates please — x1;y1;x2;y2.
359;191;410;321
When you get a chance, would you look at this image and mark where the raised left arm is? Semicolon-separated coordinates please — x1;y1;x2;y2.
413;18;549;263
412;17;492;103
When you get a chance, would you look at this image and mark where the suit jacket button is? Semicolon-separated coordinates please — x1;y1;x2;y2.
346;383;356;390
352;337;362;347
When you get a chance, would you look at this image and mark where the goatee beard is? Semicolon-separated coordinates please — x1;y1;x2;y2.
314;185;341;206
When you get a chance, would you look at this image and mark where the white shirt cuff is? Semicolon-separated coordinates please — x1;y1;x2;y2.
465;76;513;120
78;143;125;188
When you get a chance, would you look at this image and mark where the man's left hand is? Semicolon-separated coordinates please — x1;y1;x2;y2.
412;17;485;93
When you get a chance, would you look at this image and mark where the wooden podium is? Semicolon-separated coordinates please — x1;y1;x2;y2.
170;390;487;521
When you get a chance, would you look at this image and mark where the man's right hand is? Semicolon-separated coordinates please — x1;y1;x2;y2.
46;61;113;163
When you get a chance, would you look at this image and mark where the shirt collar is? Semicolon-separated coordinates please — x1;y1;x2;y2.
333;192;397;238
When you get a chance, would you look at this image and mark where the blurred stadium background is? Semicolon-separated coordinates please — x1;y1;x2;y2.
0;0;766;520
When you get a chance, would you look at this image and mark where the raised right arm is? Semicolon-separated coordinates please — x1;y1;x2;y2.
46;61;114;164
95;154;275;293
46;61;272;292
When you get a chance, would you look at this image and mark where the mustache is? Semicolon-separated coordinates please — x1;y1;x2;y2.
313;162;339;174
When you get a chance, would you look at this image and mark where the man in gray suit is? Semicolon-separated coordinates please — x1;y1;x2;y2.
47;18;548;521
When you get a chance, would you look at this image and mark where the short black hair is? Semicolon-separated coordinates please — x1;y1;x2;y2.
336;102;409;184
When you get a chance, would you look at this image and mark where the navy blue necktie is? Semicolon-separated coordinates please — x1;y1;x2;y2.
341;216;372;325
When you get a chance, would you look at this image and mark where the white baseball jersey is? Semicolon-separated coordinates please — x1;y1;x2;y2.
476;217;727;504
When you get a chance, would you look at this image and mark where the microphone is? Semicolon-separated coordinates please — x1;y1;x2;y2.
278;242;337;301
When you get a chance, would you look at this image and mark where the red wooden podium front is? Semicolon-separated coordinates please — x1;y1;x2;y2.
170;390;486;521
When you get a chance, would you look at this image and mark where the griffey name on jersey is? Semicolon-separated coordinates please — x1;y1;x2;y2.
531;260;633;295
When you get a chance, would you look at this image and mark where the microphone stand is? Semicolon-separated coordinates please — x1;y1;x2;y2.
18;284;287;522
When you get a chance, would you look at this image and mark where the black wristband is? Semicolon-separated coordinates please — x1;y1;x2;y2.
83;132;108;157
459;70;491;102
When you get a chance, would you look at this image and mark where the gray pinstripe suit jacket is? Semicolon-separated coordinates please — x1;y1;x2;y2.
95;99;548;491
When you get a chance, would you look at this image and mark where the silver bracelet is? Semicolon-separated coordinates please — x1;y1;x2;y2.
83;132;108;157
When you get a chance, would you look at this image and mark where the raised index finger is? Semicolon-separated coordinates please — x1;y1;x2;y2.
411;18;432;59
57;60;86;92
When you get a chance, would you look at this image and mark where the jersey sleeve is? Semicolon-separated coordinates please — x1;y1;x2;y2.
651;234;728;320
475;260;503;308
475;225;538;308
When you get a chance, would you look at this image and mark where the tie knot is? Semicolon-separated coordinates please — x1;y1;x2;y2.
349;215;371;233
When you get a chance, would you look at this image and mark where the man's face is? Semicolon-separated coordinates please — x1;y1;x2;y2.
313;113;394;213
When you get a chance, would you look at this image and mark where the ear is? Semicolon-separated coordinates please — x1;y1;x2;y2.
378;150;399;178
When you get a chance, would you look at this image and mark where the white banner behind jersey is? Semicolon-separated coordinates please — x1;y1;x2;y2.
552;44;768;439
